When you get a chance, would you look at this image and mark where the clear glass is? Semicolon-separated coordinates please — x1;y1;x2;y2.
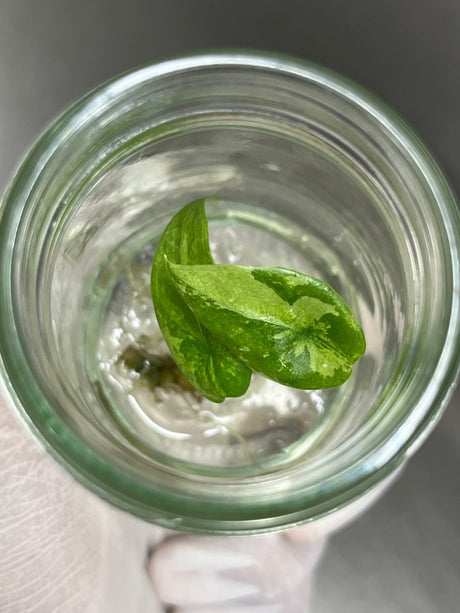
0;52;459;534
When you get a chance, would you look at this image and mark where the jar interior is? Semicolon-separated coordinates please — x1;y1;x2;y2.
44;115;408;476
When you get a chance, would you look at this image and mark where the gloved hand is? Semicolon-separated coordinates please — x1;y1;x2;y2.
0;400;164;613
1;397;326;613
148;532;326;613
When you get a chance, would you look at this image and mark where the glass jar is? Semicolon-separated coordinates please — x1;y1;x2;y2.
0;52;459;535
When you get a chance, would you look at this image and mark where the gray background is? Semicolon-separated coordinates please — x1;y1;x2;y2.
1;1;459;611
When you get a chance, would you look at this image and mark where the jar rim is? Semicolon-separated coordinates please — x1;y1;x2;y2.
1;51;459;533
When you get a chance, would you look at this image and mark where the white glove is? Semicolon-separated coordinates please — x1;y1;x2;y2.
148;533;326;612
1;396;326;613
0;399;164;613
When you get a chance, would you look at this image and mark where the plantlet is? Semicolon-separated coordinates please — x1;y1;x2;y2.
151;199;365;402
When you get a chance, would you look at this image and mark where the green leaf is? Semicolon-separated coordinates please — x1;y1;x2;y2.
150;199;251;402
167;262;366;390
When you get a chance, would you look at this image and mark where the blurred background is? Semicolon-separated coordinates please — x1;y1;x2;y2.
1;1;459;611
